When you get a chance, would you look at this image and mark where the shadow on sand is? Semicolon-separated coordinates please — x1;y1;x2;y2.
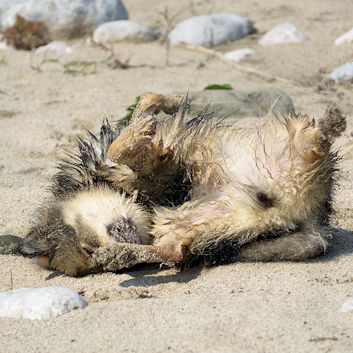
119;263;203;288
119;226;353;288
314;226;353;262
42;226;352;284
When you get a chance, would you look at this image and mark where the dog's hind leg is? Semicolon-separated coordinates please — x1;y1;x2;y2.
92;224;331;271
235;225;331;262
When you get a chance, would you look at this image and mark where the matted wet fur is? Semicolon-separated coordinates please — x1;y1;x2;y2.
21;92;346;276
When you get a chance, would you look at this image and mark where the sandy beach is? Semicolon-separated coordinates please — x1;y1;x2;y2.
0;0;352;352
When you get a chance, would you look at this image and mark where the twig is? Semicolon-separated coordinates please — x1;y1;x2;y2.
103;45;131;69
63;60;97;75
9;268;13;290
179;44;291;84
158;7;182;66
30;52;59;72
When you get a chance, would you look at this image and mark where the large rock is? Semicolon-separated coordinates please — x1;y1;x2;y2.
0;287;87;320
0;0;128;39
259;23;306;45
169;13;256;47
186;87;295;120
93;20;157;45
330;61;353;83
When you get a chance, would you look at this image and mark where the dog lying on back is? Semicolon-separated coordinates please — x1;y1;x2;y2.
21;93;346;276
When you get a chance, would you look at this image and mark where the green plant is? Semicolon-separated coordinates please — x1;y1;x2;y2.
63;60;97;75
116;95;141;129
203;83;233;90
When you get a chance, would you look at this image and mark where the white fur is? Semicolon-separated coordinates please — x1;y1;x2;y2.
62;187;151;245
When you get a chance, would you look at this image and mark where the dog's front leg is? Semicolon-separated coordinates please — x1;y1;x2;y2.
92;243;181;272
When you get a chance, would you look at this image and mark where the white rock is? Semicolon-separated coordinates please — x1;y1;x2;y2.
93;20;157;45
340;297;353;312
35;41;74;54
224;48;254;62
0;287;87;320
0;41;8;50
0;0;22;16
330;61;353;83
169;13;255;47
335;27;353;45
0;0;128;39
0;34;8;50
259;23;306;45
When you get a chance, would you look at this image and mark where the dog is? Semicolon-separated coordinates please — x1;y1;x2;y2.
21;93;346;276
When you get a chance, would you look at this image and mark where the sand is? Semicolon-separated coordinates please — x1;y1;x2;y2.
0;0;353;352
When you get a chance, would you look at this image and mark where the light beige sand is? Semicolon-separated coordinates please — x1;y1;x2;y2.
0;0;353;352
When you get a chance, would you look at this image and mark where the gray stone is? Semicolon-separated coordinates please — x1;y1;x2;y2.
0;235;23;255
0;0;128;39
169;13;255;47
186;87;295;121
330;61;353;83
259;23;306;45
0;287;87;320
93;20;157;45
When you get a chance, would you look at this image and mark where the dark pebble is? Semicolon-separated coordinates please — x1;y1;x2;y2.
0;235;23;255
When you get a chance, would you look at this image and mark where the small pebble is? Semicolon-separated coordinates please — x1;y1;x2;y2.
340;297;353;312
330;61;353;83
0;34;8;50
0;235;23;255
224;48;254;62
259;23;306;45
0;287;87;320
0;41;8;50
35;41;74;54
335;27;353;45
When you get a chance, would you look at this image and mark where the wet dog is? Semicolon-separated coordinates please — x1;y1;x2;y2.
21;93;346;276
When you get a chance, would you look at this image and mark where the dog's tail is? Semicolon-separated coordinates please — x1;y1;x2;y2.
51;120;119;199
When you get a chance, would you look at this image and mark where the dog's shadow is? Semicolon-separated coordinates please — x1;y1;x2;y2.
315;226;353;261
119;227;353;288
43;227;353;284
120;262;203;288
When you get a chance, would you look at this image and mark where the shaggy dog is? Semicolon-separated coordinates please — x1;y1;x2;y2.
21;93;346;276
